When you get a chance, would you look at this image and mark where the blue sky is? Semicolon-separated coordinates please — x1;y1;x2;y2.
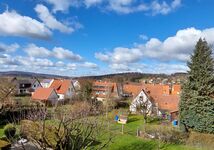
0;0;214;76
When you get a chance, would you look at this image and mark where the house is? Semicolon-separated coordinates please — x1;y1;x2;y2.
31;87;58;105
72;80;81;91
129;83;181;120
40;79;54;88
92;80;120;101
49;79;75;100
16;79;42;95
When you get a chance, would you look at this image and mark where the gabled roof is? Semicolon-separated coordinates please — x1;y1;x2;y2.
49;79;72;94
92;80;119;98
127;82;181;112
143;83;180;112
123;83;142;98
32;87;56;100
41;79;53;83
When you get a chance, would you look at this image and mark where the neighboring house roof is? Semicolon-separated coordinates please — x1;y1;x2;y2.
172;84;181;95
127;83;181;113
143;83;180;112
41;79;53;83
123;83;142;98
92;81;119;98
49;79;72;94
32;87;56;100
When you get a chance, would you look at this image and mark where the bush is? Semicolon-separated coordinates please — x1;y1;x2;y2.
187;132;214;150
143;125;188;144
0;140;11;149
3;124;16;139
146;116;161;124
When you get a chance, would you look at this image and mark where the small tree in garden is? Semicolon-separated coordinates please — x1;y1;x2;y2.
0;78;16;105
136;98;151;124
20;102;112;150
179;38;214;133
4;124;16;140
78;79;93;101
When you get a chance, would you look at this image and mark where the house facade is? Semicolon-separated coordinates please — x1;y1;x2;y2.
129;83;181;120
32;87;58;105
49;79;75;101
16;79;42;95
92;80;120;101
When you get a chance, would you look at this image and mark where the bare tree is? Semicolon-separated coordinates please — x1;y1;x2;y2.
136;96;151;124
20;102;112;150
0;77;16;106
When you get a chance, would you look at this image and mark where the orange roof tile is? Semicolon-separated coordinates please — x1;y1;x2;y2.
49;80;72;94
142;83;180;112
92;81;118;98
172;84;181;95
125;83;181;112
32;87;56;101
123;83;142;98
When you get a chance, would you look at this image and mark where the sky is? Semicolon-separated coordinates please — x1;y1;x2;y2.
0;0;214;76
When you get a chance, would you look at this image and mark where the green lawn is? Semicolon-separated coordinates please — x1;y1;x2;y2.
0;126;4;137
0;110;205;150
93;113;201;150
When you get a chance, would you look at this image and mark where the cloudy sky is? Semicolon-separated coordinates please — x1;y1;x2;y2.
0;0;213;76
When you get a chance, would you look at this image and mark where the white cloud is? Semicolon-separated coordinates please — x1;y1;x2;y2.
45;0;80;12
52;47;82;61
80;62;98;69
67;63;77;70
0;10;51;39
84;0;103;7
95;27;214;72
35;4;74;33
95;52;110;62
45;0;181;15
110;63;130;71
139;34;148;40
24;44;82;61
95;47;143;64
0;43;19;53
24;44;50;58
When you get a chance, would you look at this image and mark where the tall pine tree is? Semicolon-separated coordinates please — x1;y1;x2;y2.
179;38;214;133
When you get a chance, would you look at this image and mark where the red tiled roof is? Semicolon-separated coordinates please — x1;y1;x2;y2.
172;84;181;95
143;83;180;112
32;87;55;101
125;82;181;112
123;83;142;98
92;81;118;98
49;80;71;94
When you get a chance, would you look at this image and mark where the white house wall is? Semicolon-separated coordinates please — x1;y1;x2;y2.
48;91;59;104
32;81;42;90
130;90;161;116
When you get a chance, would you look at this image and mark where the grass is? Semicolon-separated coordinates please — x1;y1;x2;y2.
0;107;209;150
91;112;203;150
0;125;4;137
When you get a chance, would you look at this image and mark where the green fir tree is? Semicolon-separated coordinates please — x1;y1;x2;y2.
179;38;214;133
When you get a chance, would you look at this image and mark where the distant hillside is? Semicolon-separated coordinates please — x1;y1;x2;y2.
0;71;187;82
78;72;187;82
0;71;71;79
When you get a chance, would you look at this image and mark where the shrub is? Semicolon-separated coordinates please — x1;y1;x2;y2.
146;116;161;124
3;124;16;139
143;125;188;144
0;140;11;149
187;132;214;150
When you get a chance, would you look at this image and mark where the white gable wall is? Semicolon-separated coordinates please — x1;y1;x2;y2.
130;90;161;116
48;90;59;104
32;80;42;90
